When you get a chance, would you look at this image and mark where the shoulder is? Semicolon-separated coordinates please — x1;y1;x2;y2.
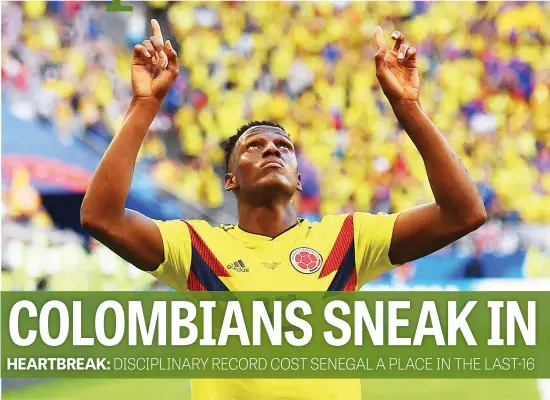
353;211;398;225
308;212;397;233
184;219;215;229
156;219;220;228
305;214;351;232
153;219;214;238
154;219;236;246
185;220;240;238
353;212;400;245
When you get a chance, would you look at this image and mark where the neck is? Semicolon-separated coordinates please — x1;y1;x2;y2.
237;200;298;238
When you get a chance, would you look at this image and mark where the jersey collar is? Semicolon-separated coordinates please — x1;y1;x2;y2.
233;218;305;243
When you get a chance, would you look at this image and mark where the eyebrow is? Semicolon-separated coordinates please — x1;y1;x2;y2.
243;131;291;142
240;127;289;141
241;125;288;136
235;128;291;149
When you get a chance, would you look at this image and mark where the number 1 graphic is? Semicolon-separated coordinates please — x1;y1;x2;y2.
106;0;133;12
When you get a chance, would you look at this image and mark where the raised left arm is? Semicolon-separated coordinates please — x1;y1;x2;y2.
373;27;487;265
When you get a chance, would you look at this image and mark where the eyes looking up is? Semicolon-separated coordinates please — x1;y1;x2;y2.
245;137;294;152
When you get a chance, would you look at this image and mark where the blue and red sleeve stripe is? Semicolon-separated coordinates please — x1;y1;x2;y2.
184;222;231;292
318;213;357;291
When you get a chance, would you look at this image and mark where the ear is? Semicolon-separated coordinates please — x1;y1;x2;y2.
297;173;303;192
225;173;238;192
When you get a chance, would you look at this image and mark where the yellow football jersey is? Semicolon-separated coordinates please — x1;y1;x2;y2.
151;212;399;400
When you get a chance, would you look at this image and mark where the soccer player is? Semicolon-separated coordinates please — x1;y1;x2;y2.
81;20;487;400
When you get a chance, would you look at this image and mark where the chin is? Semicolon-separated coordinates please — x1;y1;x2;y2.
253;177;295;197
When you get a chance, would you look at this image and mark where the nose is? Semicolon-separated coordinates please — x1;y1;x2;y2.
262;141;281;158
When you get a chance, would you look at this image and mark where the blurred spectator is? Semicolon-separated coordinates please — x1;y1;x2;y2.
36;276;48;291
1;182;158;291
463;241;485;279
390;262;416;285
7;167;42;223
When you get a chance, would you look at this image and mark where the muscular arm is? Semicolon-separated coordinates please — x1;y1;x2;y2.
80;97;164;271
372;27;487;265
81;19;178;271
388;101;487;265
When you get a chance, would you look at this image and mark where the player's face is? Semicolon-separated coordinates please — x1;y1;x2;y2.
226;128;302;201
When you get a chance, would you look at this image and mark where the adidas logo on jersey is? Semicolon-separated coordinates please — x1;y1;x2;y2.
227;260;249;272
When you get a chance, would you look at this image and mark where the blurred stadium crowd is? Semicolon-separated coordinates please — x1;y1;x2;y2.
1;1;549;291
1;168;158;291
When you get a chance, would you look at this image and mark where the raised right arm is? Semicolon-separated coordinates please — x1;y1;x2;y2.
80;20;179;271
81;97;165;271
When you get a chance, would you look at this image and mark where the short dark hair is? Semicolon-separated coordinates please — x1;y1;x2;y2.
223;120;286;172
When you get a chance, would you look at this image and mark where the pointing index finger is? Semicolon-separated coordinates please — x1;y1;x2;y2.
375;26;387;51
151;19;163;42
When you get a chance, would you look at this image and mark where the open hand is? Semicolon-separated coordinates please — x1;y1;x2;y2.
374;26;419;103
132;19;179;100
